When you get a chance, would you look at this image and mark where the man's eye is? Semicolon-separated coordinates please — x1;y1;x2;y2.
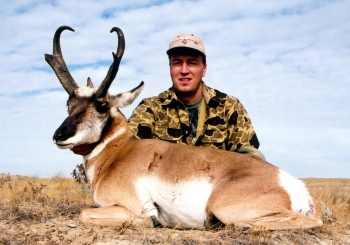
188;61;198;65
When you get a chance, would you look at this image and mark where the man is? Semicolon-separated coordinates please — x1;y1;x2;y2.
128;33;265;159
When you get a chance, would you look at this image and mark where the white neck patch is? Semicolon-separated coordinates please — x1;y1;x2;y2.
86;127;126;160
85;165;95;184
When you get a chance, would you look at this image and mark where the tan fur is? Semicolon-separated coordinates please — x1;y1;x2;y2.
79;112;322;230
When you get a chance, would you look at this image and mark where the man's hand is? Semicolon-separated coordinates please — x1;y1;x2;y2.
236;146;266;161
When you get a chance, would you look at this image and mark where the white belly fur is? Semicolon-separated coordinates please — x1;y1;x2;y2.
135;177;213;229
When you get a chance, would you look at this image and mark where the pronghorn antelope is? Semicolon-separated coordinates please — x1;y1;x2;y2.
46;26;323;230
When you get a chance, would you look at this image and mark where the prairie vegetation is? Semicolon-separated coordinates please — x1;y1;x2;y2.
0;173;349;244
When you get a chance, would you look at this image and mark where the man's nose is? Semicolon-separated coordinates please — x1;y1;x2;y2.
180;63;189;73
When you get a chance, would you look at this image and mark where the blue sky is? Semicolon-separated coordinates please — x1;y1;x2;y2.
0;0;349;178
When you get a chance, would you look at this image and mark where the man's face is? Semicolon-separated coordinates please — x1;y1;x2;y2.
170;54;207;103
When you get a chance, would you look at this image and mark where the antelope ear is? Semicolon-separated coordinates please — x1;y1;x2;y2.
110;81;144;108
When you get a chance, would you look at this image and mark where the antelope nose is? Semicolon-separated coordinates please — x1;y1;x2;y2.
53;130;65;141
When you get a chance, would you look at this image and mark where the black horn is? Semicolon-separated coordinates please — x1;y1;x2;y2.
95;27;125;98
45;26;78;95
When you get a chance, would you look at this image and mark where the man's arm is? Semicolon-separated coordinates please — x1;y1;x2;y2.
128;100;156;139
226;101;265;160
226;98;261;151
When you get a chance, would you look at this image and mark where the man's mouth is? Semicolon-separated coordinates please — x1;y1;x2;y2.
179;78;191;83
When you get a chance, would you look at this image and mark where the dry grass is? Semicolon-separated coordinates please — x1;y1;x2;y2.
0;174;93;223
302;178;350;232
0;174;349;244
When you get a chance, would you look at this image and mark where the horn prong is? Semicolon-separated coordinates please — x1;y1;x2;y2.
87;77;94;88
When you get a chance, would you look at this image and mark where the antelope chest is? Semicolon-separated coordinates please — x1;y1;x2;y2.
135;176;213;229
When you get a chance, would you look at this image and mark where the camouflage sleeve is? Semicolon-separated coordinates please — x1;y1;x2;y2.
128;99;156;139
226;98;260;151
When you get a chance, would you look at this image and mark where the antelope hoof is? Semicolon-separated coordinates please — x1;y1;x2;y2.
151;215;163;228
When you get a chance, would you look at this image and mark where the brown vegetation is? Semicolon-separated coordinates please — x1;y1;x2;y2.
0;173;349;244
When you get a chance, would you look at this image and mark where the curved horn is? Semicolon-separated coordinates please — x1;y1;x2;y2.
95;27;125;98
45;26;78;95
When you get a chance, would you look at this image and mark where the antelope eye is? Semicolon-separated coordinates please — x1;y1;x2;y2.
95;102;109;114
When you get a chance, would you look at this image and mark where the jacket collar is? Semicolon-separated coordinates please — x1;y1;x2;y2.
159;82;223;106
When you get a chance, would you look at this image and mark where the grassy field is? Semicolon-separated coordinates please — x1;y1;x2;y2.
0;174;349;244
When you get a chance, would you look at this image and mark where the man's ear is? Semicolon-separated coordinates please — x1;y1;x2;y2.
110;81;144;108
202;63;207;77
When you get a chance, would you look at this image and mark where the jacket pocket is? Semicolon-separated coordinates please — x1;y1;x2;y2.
201;124;227;143
154;121;182;142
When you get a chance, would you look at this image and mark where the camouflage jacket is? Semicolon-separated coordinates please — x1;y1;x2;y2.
128;83;259;152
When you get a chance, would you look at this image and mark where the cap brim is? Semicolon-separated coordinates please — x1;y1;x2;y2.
166;47;205;56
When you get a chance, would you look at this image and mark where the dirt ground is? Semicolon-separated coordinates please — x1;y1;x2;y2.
1;214;349;245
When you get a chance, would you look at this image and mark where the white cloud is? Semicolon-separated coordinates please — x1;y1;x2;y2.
0;0;349;178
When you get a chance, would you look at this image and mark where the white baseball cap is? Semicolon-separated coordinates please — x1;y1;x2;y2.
166;33;206;56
